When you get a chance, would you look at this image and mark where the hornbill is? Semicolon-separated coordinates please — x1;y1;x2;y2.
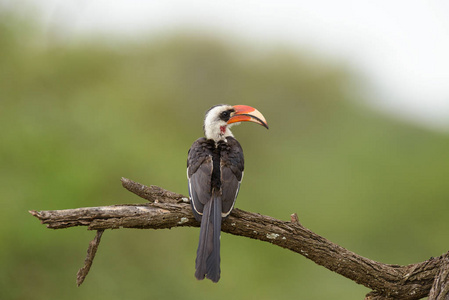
187;104;268;282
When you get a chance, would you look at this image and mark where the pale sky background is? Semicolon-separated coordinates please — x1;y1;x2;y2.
8;0;449;130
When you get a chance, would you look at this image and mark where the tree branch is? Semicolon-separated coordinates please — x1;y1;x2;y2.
29;178;447;299
429;255;449;300
76;230;104;286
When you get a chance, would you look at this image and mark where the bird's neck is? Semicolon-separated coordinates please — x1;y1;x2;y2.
205;125;234;143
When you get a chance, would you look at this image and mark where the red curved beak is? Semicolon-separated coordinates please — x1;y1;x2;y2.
227;105;269;129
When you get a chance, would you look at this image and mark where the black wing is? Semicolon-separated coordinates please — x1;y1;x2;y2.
187;138;213;221
219;137;244;217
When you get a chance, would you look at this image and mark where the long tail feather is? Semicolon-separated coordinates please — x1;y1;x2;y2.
195;196;222;282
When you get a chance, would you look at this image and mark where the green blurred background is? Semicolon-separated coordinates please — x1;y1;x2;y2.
2;8;449;300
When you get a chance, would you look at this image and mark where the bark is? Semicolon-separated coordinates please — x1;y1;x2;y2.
29;177;448;299
429;255;449;300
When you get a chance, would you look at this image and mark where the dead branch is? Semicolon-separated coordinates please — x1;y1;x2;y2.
428;255;449;300
29;177;448;299
76;230;104;286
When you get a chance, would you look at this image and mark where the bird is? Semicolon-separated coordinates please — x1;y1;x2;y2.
187;104;268;282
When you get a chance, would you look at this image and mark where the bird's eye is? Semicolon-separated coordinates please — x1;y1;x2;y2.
220;110;231;120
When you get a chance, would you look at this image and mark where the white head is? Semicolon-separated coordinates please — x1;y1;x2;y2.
203;105;235;142
203;104;269;142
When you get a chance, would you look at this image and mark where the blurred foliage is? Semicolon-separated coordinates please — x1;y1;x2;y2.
2;9;449;300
